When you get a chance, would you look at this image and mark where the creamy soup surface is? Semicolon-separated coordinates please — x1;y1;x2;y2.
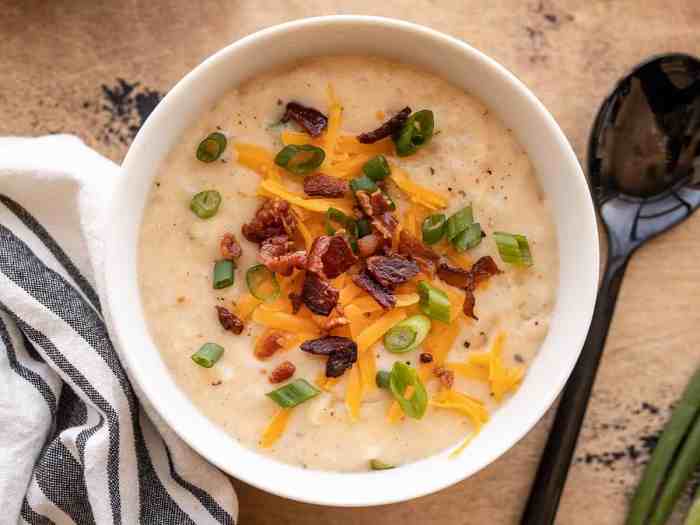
138;56;559;472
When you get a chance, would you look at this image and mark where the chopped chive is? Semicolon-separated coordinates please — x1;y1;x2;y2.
493;231;533;266
190;190;222;219
446;205;474;241
274;144;325;175
370;459;396;470
213;260;235;289
196;132;227;163
266;378;320;408
453;222;483;252
384;315;431;353
362;155;391;181
349;174;378;194
393;110;434;157
417;281;451;323
191;342;224;368
389;362;428;419
245;264;280;302
376;370;391;389
422;214;447;245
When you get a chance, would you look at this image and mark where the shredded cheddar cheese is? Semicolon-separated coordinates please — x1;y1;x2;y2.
260;408;292;448
468;333;525;401
356;309;407;354
234;143;281;179
389;164;448;209
252;307;321;335
233;293;262;321
258;178;354;215
345;364;362;422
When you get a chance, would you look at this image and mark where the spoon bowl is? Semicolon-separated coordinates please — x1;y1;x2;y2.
522;53;700;525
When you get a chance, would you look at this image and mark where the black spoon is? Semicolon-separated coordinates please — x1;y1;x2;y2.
521;53;700;525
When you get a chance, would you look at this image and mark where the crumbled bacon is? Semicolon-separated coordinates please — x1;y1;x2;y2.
216;306;244;334
420;352;434;363
302;271;339;316
437;258;471;288
220;233;242;260
357;107;411;144
306;234;358;280
242;198;296;244
366;255;420;289
352;270;395;310
258;235;307;276
398;230;440;275
289;291;303;314
300;336;358;377
255;331;286;359
357;233;380;258
303;174;349;198
321;315;349;333
434;366;455;389
452;256;501;320
356;191;374;217
369;191;392;215
269;361;296;383
281;101;328;137
371;212;398;248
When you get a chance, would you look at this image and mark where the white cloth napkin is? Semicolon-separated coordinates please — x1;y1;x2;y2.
0;135;238;525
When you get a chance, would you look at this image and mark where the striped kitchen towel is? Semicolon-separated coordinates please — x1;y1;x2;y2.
0;135;238;524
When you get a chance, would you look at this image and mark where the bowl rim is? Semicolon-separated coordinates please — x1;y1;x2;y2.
109;14;599;507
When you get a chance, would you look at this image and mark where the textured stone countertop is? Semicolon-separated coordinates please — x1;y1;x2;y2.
3;1;700;523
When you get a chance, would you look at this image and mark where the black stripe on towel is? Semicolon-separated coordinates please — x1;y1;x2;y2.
0;194;102;312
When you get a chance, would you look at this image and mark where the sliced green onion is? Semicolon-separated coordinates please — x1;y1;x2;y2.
626;367;700;525
446;205;474;241
493;231;533;266
381;189;396;211
325;207;352;235
376;370;391;389
453;222;483;252
274;144;325;175
246;264;280;303
357;218;372;238
213;260;235;289
417;281;451;323
266;378;320;408
421;214;446;245
389;362;428;419
362;155;391;181
383;315;431;353
190;190;222;219
196;132;227;163
393;110;435;157
349;174;378;194
370;459;396;470
191;343;224;368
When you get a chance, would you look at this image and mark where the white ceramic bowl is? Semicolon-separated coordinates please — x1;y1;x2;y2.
105;15;599;507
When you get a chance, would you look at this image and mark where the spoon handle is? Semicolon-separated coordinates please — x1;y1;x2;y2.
520;254;630;525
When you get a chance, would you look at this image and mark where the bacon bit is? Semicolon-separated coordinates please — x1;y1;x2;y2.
352;270;396;310
303;173;349;198
437;258;471;288
259;235;307;276
322;315;349;332
216;306;244;334
242;198;296;244
307;234;358;280
366;255;420;289
357;233;380;257
357;106;411;144
372;212;398;250
269;361;296;383
434;366;455;389
369;190;392;215
398;230;440;275
457;256;501;320
300;336;358;378
420;352;434;363
220;233;242;260
255;330;287;359
281;101;328;137
302;272;339;316
289;291;303;314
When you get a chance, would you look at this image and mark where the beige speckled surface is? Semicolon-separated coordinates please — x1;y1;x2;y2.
3;1;700;523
